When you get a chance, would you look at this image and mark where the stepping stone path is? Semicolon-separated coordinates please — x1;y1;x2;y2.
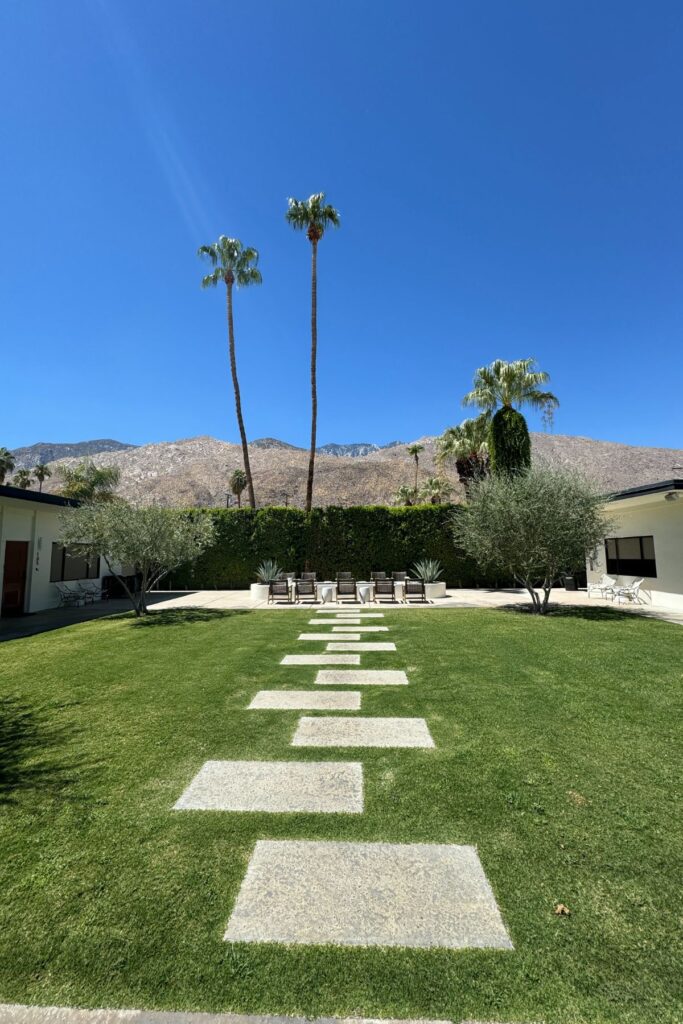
316;669;410;685
249;690;361;710
292;716;435;748
172;593;514;968
173;760;363;813
326;641;396;651
280;654;361;665
224;840;512;949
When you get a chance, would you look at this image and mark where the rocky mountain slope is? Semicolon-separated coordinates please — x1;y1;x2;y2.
11;439;135;469
31;433;683;508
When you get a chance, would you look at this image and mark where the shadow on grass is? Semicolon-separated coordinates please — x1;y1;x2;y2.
499;602;644;623
131;608;251;628
0;695;90;804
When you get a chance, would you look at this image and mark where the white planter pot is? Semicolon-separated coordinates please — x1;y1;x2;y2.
250;583;270;602
425;581;447;600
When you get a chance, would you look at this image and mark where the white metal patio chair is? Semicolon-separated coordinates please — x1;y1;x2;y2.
587;574;618;599
614;578;645;605
54;582;84;607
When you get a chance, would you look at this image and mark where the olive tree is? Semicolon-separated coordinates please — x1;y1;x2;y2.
452;466;611;613
59;502;215;616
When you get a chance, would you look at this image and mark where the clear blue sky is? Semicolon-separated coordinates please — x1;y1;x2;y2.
1;0;681;451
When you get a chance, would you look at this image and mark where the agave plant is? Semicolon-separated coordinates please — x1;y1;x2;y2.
411;558;444;583
256;559;282;583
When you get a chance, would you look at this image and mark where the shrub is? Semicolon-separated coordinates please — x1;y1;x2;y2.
172;505;493;589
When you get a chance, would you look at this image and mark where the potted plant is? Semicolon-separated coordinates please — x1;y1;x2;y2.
250;559;281;601
412;558;447;599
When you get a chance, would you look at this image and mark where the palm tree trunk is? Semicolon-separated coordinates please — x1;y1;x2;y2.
305;240;318;512
226;280;256;508
414;456;419;491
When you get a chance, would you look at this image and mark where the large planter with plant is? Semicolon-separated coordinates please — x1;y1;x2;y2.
412;559;447;599
251;559;281;602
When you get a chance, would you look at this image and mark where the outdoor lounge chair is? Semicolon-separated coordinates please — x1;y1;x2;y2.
614;578;645;605
371;571;386;580
374;578;397;603
392;571;407;581
336;579;356;602
404;578;427;603
337;571;353;580
268;579;291;604
587;574;617;599
301;572;317;581
54;582;84;607
79;581;103;603
295;579;317;603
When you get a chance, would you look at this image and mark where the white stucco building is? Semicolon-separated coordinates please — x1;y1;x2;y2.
0;485;110;617
587;479;683;611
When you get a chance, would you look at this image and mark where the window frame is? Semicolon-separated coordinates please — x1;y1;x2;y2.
49;543;100;582
604;535;657;579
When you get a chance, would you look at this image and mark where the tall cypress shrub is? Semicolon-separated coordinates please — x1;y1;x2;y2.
488;406;531;475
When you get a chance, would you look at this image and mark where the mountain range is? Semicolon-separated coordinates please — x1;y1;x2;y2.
10;433;683;508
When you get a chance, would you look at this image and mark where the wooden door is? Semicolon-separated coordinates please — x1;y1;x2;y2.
2;541;29;615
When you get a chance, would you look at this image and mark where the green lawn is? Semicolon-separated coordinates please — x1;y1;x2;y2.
0;607;681;1023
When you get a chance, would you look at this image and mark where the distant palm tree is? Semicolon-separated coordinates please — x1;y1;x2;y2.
230;468;248;508
462;358;559;424
419;477;454;504
435;415;490;488
394;484;417;506
59;460;121;502
12;469;33;489
407;443;425;491
285;193;341;512
198;236;262;510
0;447;16;484
33;462;52;492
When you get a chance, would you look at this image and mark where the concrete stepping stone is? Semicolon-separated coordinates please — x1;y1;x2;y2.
281;654;361;666
316;669;409;686
292;716;434;748
224;839;513;949
0;1004;456;1024
173;760;363;813
298;632;361;641
332;625;389;632
248;690;361;711
311;618;362;625
326;641;396;652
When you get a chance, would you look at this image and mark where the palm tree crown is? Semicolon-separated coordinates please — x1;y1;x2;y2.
285;193;340;242
198;236;262;290
462;358;559;424
0;447;16;484
33;462;52;492
12;469;33;489
436;416;489;465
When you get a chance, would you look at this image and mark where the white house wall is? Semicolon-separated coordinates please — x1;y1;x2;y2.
588;494;683;611
0;496;111;615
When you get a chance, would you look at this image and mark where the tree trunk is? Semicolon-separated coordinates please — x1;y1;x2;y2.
305;240;318;512
414;456;419;492
226;280;256;509
236;491;241;508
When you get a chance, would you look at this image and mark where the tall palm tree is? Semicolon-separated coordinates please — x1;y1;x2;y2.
0;447;16;484
435;415;490;488
33;462;52;492
407;443;425;491
229;468;248;508
462;358;559;423
12;469;33;489
285;193;341;511
198;236;262;509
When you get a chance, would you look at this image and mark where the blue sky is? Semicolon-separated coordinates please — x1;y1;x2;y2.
1;0;681;451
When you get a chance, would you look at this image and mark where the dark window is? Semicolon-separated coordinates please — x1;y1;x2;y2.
50;543;100;582
605;535;656;578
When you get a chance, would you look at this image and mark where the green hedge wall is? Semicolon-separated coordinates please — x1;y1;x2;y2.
173;504;494;590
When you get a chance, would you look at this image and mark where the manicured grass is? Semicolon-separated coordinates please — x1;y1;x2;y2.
0;607;681;1023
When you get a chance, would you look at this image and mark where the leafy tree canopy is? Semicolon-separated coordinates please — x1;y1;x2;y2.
58;460;121;502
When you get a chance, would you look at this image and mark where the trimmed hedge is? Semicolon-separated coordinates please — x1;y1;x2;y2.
489;406;531;475
173;504;492;590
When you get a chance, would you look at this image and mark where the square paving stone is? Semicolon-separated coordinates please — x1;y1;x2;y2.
173;761;363;813
248;690;361;711
332;625;389;632
312;618;362;625
224;839;513;948
298;633;361;641
281;654;361;666
316;670;409;686
326;642;397;652
291;716;434;748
